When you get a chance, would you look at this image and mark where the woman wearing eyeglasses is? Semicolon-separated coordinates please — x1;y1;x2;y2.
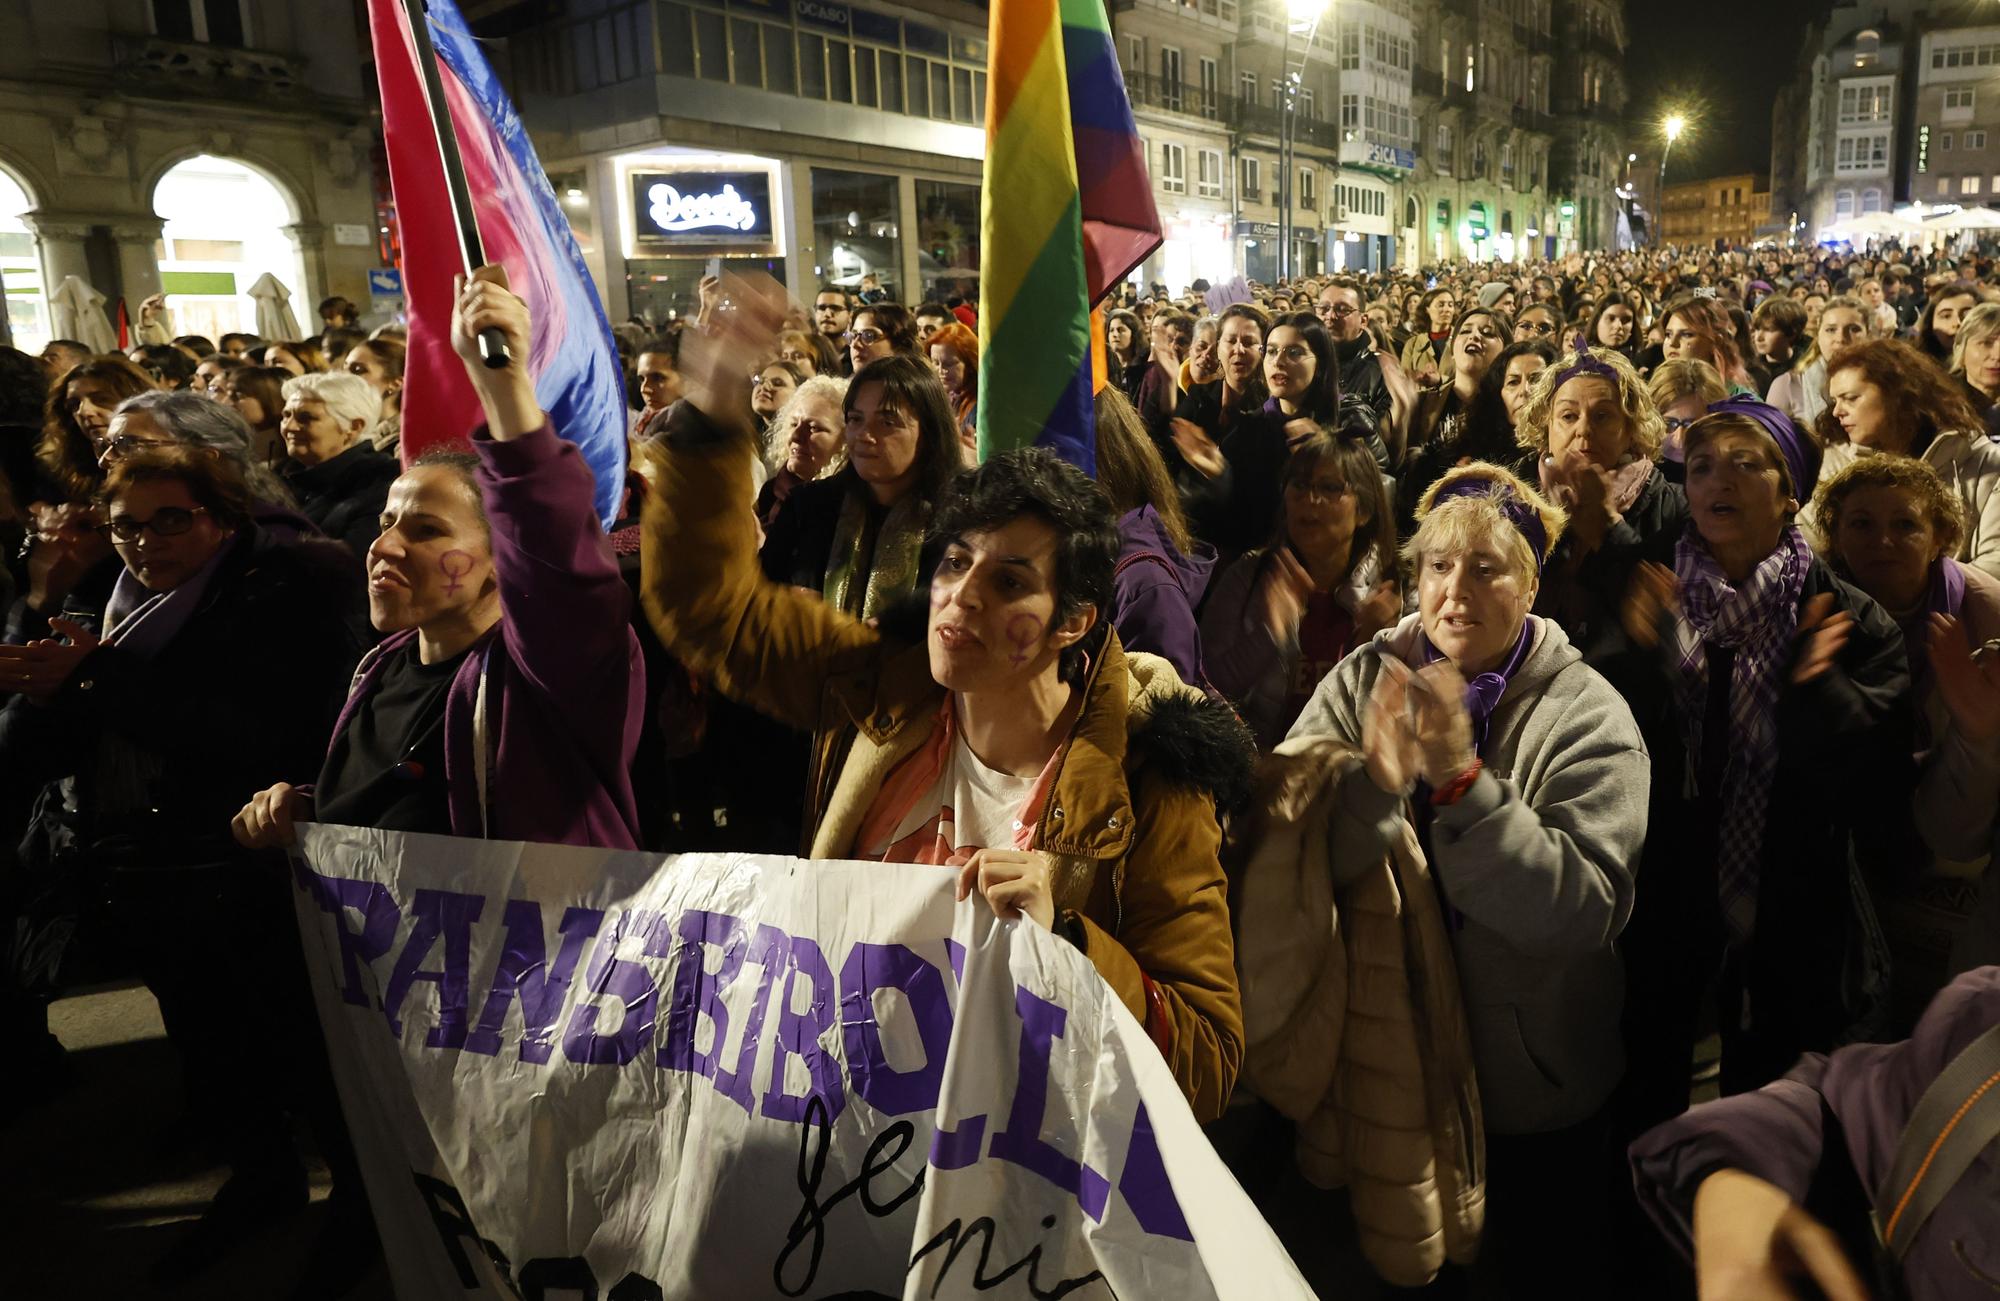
1647;358;1729;484
0;444;367;1285
749;359;803;438
847;304;916;375
1200;428;1399;750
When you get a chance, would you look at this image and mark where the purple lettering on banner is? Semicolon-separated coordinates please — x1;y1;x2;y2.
559;908;665;1066
928;1114;987;1170
657;909;745;1080
990;987;1110;1222
712;923;787;1113
464;903;604;1063
838;942;954;1116
306;870;402;1007
381;889;487;1048
1118;1101;1194;1241
762;935;846;1124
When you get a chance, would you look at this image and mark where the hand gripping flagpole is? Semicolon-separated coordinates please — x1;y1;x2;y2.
400;0;511;368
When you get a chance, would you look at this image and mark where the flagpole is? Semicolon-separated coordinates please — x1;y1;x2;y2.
399;0;511;368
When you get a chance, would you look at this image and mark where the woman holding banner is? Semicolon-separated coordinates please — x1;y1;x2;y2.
233;268;647;851
641;273;1251;1122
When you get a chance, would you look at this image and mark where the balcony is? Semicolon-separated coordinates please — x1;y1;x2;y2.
1512;104;1556;134
1229;98;1343;150
1412;65;1444;98
111;34;310;100
1126;73;1225;123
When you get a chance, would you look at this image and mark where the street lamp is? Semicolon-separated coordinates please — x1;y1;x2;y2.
1655;114;1687;247
1277;0;1329;282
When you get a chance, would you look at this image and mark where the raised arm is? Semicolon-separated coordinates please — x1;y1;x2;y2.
451;268;639;698
639;273;880;728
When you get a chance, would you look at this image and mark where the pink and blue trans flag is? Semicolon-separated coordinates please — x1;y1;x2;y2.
368;0;627;526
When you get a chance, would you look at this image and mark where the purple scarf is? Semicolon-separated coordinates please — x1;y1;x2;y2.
1901;557;1967;691
1671;524;1815;944
1421;616;1537;755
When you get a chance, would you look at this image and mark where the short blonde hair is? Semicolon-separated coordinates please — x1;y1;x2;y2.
1404;462;1567;583
1515;345;1665;461
1647;358;1727;412
281;371;379;445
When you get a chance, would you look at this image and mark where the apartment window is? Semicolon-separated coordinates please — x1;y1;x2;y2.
150;0;248;45
1500;141;1515;185
1299;168;1316;209
1943;131;1955;151
1160;142;1186;194
1836;132;1889;173
1966;174;1983;195
1835;190;1854;218
1240;71;1258;104
1341;28;1360;70
1241;156;1262;200
1971;130;1990;150
1199;57;1219;119
1838;83;1892;124
1161;46;1183;110
1940;176;1955;195
1198;149;1222;198
1299;88;1315;119
1473;139;1488;178
1341;93;1359;129
1270;78;1284;110
1946;87;1977;115
1436;122;1454;174
1126;35;1143;76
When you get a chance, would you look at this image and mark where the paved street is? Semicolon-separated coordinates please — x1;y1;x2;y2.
0;982;393;1300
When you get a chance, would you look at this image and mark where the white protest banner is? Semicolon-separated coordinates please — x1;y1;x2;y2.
290;825;1314;1300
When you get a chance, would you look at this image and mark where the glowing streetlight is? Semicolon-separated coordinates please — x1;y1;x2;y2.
1655;113;1692;246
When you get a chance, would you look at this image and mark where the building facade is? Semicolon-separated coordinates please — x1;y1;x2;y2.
1550;0;1628;253
1402;0;1561;266
1659;172;1771;247
1912;23;2000;213
0;0;381;353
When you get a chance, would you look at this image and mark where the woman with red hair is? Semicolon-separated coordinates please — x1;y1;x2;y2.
1659;292;1755;394
1806;337;2000;581
927;320;979;456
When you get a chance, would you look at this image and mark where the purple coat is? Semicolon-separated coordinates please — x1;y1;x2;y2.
1630;967;2000;1300
326;421;645;849
1110;505;1214;689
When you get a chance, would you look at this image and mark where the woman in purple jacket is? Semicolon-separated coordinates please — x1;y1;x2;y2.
234;268;645;851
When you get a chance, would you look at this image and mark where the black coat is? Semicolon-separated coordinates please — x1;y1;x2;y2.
0;527;369;858
1618;558;1915;1129
282;444;398;560
1334;335;1392;430
1531;465;1688;678
1170;381;1288;560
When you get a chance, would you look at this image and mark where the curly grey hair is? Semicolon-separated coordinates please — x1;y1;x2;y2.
763;373;850;477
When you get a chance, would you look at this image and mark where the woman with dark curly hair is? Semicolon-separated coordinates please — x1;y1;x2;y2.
1658;292;1755;393
38;356;157;505
1806;337;2000;581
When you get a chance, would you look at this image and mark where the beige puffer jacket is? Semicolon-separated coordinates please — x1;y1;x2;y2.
1231;736;1484;1288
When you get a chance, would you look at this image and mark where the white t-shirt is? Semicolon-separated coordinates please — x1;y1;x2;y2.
865;729;1037;865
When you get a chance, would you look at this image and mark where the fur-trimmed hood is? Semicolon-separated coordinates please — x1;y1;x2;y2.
1127;669;1257;813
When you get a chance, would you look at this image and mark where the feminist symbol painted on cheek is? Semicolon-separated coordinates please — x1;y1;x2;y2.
439;550;474;597
1004;613;1044;666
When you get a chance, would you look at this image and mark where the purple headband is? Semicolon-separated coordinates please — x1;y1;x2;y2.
1553;344;1619;389
1429;475;1551;573
1703;395;1815;501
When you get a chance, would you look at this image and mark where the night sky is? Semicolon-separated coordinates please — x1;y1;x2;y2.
1624;0;1827;181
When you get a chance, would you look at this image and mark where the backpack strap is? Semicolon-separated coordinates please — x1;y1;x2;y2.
1873;1021;2000;1262
1114;549;1186;594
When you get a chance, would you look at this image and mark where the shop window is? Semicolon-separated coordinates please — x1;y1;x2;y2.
659;4;694;77
695;8;727;81
799;33;826;98
853;45;877;107
812;169;901;302
828;38;852;102
730;19;761;87
917;179;980;299
766;24;795;94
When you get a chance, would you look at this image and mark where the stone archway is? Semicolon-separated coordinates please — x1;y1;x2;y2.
0;164;52;351
150;154;311;342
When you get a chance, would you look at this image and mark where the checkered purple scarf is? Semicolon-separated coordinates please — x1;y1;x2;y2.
1671;524;1815;944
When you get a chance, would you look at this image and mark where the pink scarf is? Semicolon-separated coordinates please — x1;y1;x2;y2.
855;695;1065;862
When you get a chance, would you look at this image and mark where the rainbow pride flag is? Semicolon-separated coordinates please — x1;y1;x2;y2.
976;0;1160;474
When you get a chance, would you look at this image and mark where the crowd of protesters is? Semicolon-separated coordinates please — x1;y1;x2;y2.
4;238;2000;1300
